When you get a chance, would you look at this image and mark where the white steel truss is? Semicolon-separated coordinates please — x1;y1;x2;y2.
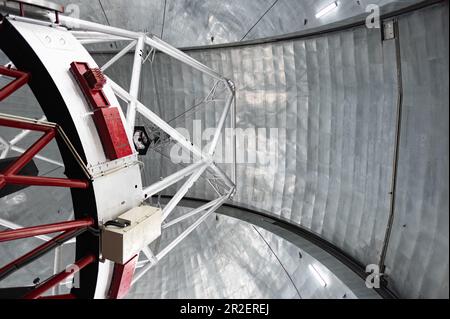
52;14;237;285
1;12;237;290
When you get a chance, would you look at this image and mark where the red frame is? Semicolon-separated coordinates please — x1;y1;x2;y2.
108;254;138;299
0;214;95;298
0;65;30;102
23;254;96;299
0;228;87;280
0;117;89;189
0;65;95;299
0;217;94;242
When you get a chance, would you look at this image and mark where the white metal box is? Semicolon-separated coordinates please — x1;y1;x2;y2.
101;205;162;264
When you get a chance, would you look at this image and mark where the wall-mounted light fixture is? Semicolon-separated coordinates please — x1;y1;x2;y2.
315;1;338;18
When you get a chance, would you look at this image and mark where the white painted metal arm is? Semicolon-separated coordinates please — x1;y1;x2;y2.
162;196;225;229
10;145;63;167
56;15;140;40
0;136;10;159
141;246;158;265
101;40;137;72
162;163;208;221
108;78;208;161
210;163;234;191
132;191;230;285
144;36;225;81
142;160;207;198
55;14;224;82
157;192;228;260
70;31;130;42
126;36;145;133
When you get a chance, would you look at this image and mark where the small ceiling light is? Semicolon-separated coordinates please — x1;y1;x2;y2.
309;264;327;287
315;1;338;19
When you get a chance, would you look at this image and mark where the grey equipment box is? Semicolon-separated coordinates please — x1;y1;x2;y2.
101;205;162;264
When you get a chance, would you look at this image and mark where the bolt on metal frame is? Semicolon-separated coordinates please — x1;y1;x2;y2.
3;13;237;291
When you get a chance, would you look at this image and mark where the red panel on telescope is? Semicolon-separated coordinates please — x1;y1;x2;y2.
69;62;109;109
108;255;137;299
70;61;133;160
93;108;132;160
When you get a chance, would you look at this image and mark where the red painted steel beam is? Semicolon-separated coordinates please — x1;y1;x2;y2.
108;255;138;299
0;65;28;78
0;217;94;242
23;254;96;299
0;65;30;102
0;228;84;281
0;119;88;189
2;129;55;176
3;175;89;188
0;117;52;132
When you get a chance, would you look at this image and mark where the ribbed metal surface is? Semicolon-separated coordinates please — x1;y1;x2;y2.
94;2;449;298
129;207;356;299
105;22;397;268
51;0;424;47
383;3;449;298
0;52;363;298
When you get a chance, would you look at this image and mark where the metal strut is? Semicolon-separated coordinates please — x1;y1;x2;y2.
0;65;30;101
0;115;89;189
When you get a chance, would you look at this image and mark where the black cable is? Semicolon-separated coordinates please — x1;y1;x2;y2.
104;219;130;228
98;0;111;26
240;0;280;41
160;0;167;39
251;225;302;299
98;0;117;49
